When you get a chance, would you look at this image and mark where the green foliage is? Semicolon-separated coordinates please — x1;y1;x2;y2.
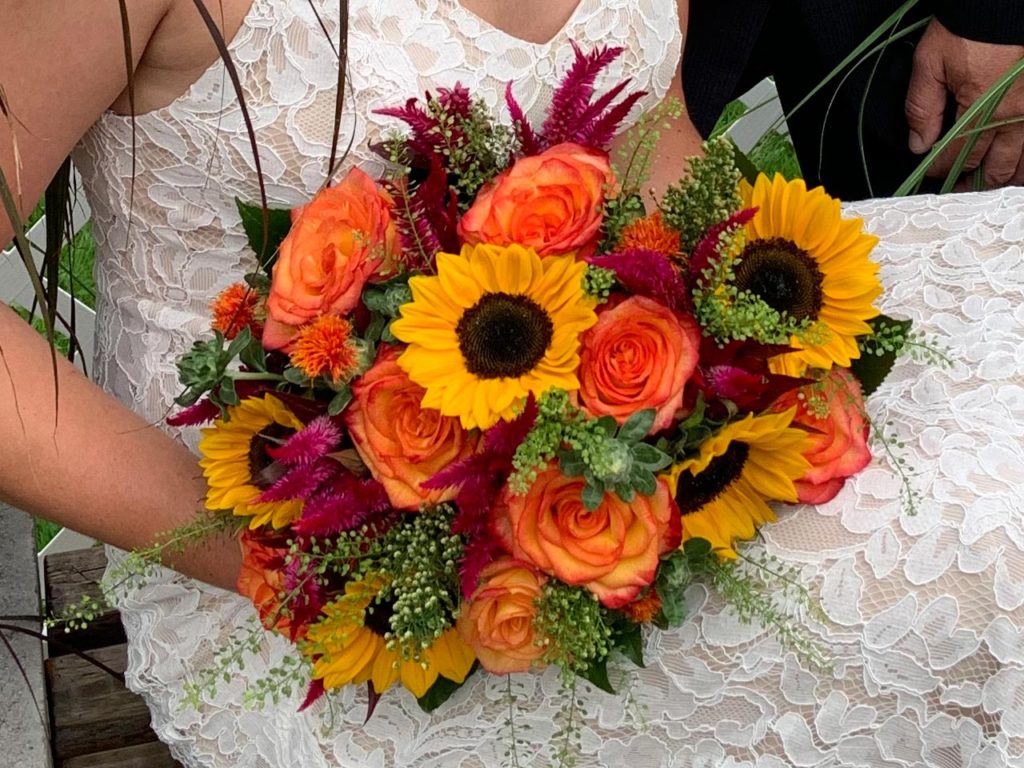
749;131;802;181
709;100;749;140
242;655;310;709
583;265;616;302
600;192;646;253
654;539;713;627
613;97;686;199
235;199;293;274
660;136;742;252
377;507;463;661
174;327;283;413
851;315;913;396
510;392;671;509
33;518;62;552
534;582;613;682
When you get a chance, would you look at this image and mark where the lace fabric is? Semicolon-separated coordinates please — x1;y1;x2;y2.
71;2;1024;766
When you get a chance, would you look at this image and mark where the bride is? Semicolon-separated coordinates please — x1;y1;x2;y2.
2;1;1023;766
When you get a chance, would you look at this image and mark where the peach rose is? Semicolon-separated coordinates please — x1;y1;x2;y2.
237;532;293;636
457;558;548;674
772;368;871;504
578;296;701;433
263;168;399;349
458;142;614;257
494;466;681;609
346;346;481;510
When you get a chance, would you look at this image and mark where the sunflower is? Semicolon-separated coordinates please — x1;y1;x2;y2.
198;394;306;529
738;174;882;376
304;579;476;698
665;410;811;557
390;243;597;430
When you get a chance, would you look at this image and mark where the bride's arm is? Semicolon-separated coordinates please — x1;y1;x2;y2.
1;0;240;590
609;0;703;203
0;304;242;589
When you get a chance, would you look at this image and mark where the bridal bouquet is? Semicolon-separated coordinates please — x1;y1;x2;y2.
169;44;904;722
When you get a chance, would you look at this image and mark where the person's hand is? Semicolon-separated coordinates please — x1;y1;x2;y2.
905;19;1024;188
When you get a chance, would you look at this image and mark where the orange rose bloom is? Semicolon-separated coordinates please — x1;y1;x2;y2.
237;533;294;637
494;466;681;609
772;368;872;504
578;296;701;434
457;558;548;674
346;346;481;510
458;142;614;257
263;168;399;349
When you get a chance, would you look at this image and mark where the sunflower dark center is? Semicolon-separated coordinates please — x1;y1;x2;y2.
675;442;750;514
248;423;292;490
734;237;824;322
363;595;396;637
456;292;554;379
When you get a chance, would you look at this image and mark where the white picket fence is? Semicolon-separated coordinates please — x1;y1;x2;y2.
0;187;96;368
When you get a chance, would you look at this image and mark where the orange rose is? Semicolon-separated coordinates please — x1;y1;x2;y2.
346;346;481;510
263;168;399;349
458;142;614;257
494;466;681;609
457;558;548;674
772;368;871;504
237;532;293;636
578;296;701;433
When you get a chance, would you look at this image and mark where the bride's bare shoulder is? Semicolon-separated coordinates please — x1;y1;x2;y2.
0;0;251;238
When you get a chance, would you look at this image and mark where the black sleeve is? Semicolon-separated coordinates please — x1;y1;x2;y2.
933;0;1024;45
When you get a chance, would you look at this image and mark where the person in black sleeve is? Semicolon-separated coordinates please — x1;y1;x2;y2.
683;0;1024;199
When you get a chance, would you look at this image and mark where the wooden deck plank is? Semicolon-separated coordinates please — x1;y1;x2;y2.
44;548;125;655
46;644;158;762
61;741;179;768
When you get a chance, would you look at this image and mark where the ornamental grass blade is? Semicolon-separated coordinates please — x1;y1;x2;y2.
773;0;923;133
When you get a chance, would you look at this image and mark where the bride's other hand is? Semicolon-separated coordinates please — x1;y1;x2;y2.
609;0;703;203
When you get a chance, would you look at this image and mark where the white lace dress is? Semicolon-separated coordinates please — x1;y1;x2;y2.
70;1;1024;766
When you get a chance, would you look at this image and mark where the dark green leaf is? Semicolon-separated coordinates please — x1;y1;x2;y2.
558;450;587;477
244;271;271;292
381;322;398;344
611;620;645;668
284;366;310;386
614;483;635;503
226;326;252;359
850;315;913;396
363;313;388;345
631;468;657;497
597;416;618;437
327;387;353;416
239;337;268;372
655;552;690;627
729;140;760;184
631;442;671;471
416;673;469;713
618;409;655;443
218;378;240;407
235;199;293;274
582;482;605;511
683;537;713;561
578;656;616;695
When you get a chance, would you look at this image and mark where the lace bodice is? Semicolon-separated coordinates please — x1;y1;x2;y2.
71;2;1024;767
